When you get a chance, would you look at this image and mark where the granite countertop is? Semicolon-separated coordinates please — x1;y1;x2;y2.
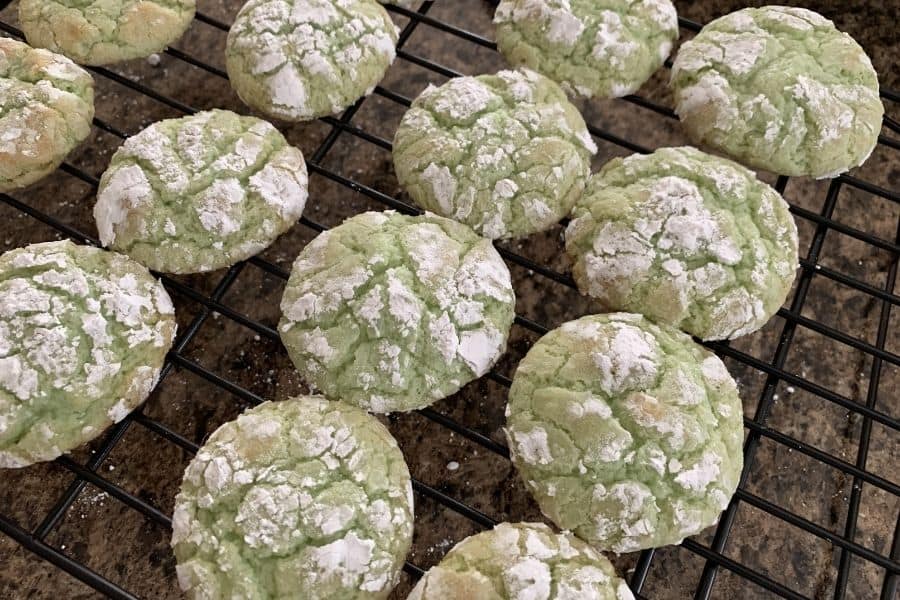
0;1;898;598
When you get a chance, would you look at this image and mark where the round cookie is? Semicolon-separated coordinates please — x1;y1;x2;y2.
226;0;399;121
505;313;743;553
408;522;634;600
94;109;308;274
393;69;596;240
670;6;883;179
494;0;679;99
172;397;414;599
0;240;176;468
279;211;516;413
0;39;94;192
565;146;798;341
19;0;195;66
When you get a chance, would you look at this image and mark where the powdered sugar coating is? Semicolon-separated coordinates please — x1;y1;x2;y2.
670;6;883;178
226;0;399;121
566;146;798;341
0;241;175;468
0;39;94;192
20;0;195;66
506;313;743;553
494;0;678;99
94;109;308;274
393;69;595;240
409;522;633;600
279;211;516;413
172;397;413;599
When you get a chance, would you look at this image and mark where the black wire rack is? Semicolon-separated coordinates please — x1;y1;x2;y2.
0;1;898;599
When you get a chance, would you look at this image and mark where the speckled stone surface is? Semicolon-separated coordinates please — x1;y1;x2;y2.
0;1;897;599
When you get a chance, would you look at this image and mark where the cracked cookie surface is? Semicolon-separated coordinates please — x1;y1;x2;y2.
408;522;633;600
172;397;414;600
494;0;678;99
94;109;308;274
393;69;595;240
565;146;797;341
279;211;516;413
670;6;883;178
0;240;176;468
226;0;398;121
505;313;743;553
0;39;94;192
19;0;195;65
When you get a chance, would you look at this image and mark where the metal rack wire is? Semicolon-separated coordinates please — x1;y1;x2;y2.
0;1;898;599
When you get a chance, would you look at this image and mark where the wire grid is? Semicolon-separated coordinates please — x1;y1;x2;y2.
0;1;897;599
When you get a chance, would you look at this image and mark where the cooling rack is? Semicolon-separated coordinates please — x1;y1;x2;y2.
0;1;898;599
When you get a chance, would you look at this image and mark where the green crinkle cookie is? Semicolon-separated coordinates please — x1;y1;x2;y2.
172;397;414;600
408;522;634;600
505;313;743;553
0;240;176;468
226;0;399;121
393;69;596;240
494;0;679;99
0;39;94;192
279;211;516;413
94;109;308;274
19;0;195;66
670;6;883;179
565;146;798;341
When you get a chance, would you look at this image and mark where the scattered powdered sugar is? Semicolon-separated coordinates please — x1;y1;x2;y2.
457;327;504;376
268;64;309;116
510;427;553;465
790;75;857;146
95;165;154;245
503;557;551;600
0;356;39;400
196;178;246;236
427;312;458;362
106;398;132;423
307;531;375;585
385;270;422;335
675;72;738;131
592;11;639;68
421;163;456;215
592;323;660;395
249;153;308;219
495;0;585;47
430;77;496;120
674;452;722;492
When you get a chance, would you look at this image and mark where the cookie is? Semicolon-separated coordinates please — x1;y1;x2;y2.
0;241;176;468
19;0;196;66
0;39;94;192
408;522;634;600
670;6;883;178
505;313;743;553
226;0;399;121
393;69;595;240
172;397;414;599
94;109;308;274
494;0;679;99
565;146;798;341
279;211;516;413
